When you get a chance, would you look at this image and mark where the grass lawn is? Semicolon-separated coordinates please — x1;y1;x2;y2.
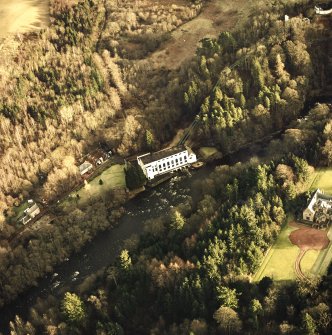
310;168;332;194
310;225;332;276
254;222;331;281
254;168;332;282
199;147;220;159
302;250;321;274
254;224;299;281
9;201;29;224
62;164;126;209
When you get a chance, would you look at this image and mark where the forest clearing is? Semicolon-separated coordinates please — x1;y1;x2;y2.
310;168;332;193
60;164;126;210
254;218;332;281
144;0;243;69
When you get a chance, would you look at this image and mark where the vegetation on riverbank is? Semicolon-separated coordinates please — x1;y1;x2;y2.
1;0;332;333
0;0;204;308
10;145;332;334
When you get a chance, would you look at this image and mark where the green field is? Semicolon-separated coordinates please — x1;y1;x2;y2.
310;225;332;276
307;168;332;275
63;164;126;209
310;168;332;193
254;224;298;281
254;223;322;282
9;201;29;225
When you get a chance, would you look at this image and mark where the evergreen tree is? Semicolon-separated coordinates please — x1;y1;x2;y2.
216;286;239;309
125;162;146;190
62;292;86;325
170;210;185;231
119;249;132;271
145;130;154;149
302;313;317;335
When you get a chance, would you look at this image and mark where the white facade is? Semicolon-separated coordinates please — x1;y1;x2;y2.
137;146;197;180
20;202;41;225
25;203;40;218
315;6;332;15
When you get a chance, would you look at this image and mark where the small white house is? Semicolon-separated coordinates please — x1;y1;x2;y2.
79;161;93;176
20;201;41;225
137;146;197;180
25;203;40;219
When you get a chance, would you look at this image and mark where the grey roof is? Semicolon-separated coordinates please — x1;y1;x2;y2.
138;146;187;165
26;203;39;215
79;161;93;173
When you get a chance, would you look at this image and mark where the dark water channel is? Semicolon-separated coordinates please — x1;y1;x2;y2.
0;145;261;333
0;97;330;333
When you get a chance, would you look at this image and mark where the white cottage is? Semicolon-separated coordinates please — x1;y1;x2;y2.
137;146;197;180
19;201;41;225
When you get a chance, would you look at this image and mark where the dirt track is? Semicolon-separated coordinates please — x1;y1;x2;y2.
290;226;330;279
295;249;307;280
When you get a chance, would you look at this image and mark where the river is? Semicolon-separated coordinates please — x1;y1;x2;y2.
0;141;266;333
0;97;330;333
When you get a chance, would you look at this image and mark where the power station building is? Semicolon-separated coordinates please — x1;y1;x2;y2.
137;146;197;180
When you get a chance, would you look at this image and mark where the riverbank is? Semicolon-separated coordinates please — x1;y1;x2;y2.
1;96;330;332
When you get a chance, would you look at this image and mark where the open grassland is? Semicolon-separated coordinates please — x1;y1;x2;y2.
62;164;126;209
310;225;332;276
254;222;326;281
78;164;126;202
145;0;245;69
310;168;332;193
254;224;298;281
0;0;49;38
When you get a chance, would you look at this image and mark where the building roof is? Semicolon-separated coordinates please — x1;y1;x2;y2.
26;203;39;215
306;189;332;213
138;146;187;165
79;161;93;173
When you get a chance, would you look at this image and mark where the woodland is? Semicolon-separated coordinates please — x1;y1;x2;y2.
1;0;332;334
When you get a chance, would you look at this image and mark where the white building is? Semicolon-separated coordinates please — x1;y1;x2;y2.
19;201;41;225
303;189;332;224
137;146;197;180
315;6;332;15
79;161;93;176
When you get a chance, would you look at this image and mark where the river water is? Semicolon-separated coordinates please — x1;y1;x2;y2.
0;141;266;333
1;97;330;333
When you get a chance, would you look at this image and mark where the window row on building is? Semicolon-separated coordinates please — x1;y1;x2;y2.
137;146;197;180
